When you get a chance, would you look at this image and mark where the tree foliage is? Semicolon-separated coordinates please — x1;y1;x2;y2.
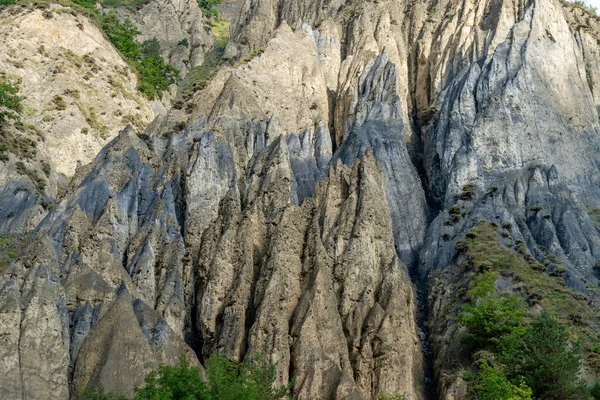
591;381;600;400
142;38;161;58
472;363;532;400
98;12;177;99
518;311;587;399
136;55;178;99
83;354;292;400
99;11;142;61
458;272;590;399
198;0;221;18
458;271;526;349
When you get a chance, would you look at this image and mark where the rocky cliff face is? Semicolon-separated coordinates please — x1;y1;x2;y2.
0;5;154;235
1;0;600;398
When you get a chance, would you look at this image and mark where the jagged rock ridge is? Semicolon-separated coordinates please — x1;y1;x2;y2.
1;0;600;398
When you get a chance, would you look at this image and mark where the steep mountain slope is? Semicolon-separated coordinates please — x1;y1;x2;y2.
1;0;600;398
112;0;213;76
0;5;154;234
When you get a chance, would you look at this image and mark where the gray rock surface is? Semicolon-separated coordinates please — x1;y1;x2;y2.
2;0;600;398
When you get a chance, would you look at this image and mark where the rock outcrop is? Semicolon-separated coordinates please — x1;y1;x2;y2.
0;5;154;234
2;0;600;398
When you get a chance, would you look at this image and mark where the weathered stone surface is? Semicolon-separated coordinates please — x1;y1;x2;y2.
3;0;600;398
0;6;154;235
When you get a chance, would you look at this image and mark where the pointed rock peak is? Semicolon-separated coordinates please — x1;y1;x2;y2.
120;124;138;138
116;281;130;299
275;20;293;36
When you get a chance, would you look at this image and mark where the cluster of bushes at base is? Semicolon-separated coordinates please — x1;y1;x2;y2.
81;354;293;400
459;270;596;399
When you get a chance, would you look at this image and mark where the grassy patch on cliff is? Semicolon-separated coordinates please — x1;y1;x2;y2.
458;222;600;368
0;234;20;273
0;80;22;126
182;20;229;96
586;206;600;228
453;221;600;398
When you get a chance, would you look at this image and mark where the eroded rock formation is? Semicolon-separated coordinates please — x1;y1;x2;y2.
2;0;600;398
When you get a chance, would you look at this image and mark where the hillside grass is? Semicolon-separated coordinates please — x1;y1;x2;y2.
458;221;600;372
0;234;19;273
182;19;229;95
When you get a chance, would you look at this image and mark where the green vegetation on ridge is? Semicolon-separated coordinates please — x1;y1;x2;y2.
454;221;600;399
98;10;178;99
4;0;178;100
182;19;229;96
198;0;221;19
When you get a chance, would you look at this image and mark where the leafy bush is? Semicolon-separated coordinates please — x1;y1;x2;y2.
198;0;221;18
0;80;22;126
99;11;142;61
472;363;532;400
591;381;600;399
141;38;161;58
136;56;178;99
71;0;97;11
458;271;525;349
83;354;292;400
0;0;16;6
98;12;177;99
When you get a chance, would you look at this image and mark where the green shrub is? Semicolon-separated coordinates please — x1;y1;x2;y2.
141;38;161;58
100;11;142;61
198;0;221;18
591;381;600;399
517;312;587;399
98;12;177;99
71;0;97;10
0;80;22;126
51;95;68;111
238;48;265;65
83;354;292;400
0;0;16;6
472;363;532;400
458;271;526;349
457;184;475;201
136;55;178;100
